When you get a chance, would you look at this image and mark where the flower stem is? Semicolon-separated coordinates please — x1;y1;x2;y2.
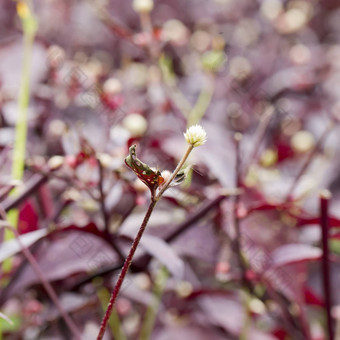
320;190;334;340
97;144;195;339
156;144;193;200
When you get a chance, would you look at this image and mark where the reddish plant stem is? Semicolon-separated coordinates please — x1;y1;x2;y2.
97;144;194;338
95;7;139;47
0;199;73;304
96;199;157;340
4;224;82;340
96;158;126;263
233;133;306;337
37;184;54;219
2;173;48;212
165;194;229;243
133;192;236;270
264;280;306;340
71;193;234;290
0;184;17;203
320;190;334;340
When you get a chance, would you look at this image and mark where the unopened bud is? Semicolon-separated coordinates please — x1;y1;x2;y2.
132;0;154;13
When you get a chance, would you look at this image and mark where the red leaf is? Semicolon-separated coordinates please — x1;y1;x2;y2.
18;201;39;234
271;328;288;340
304;286;324;307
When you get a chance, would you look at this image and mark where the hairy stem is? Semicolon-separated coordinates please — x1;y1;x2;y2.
97;144;195;339
96;199;157;340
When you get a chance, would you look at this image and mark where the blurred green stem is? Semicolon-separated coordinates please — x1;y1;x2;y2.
96;281;127;340
187;74;214;127
158;55;193;118
139;267;168;340
12;1;37;182
4;0;38;272
239;291;252;340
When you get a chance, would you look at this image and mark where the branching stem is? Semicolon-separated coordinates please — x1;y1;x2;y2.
96;144;194;340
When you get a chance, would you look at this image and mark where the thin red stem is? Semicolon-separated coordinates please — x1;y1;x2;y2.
5;224;82;340
96;199;157;340
320;190;334;340
2;174;48;212
97;158;125;262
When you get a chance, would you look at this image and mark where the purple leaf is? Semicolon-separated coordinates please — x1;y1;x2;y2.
270;243;322;268
0;228;48;263
154;325;227;340
139;234;184;279
172;224;219;263
6;231;118;296
198;294;244;335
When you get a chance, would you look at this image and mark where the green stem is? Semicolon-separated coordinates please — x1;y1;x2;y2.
12;1;37;182
4;0;38;272
187;74;214;127
139;267;168;340
96;279;127;340
156;145;194;200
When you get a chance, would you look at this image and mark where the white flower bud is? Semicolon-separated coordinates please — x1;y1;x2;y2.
103;78;122;95
48;155;64;170
291;130;315;153
122;113;148;137
132;0;154;13
184;125;207;147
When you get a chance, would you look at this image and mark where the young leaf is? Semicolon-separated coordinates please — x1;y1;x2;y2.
125;145;163;193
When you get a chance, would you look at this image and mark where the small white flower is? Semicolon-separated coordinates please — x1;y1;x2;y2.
184;125;207;147
132;0;154;13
